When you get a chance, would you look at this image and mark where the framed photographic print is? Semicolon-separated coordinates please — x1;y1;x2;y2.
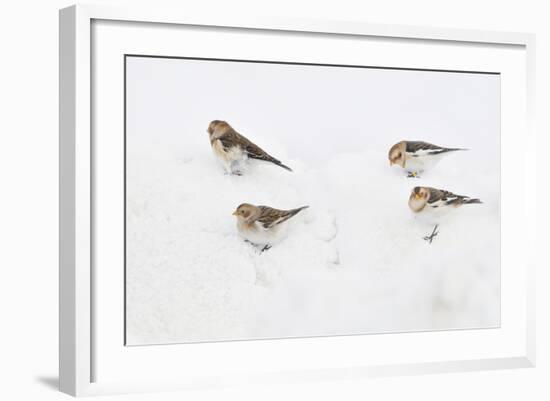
59;4;536;396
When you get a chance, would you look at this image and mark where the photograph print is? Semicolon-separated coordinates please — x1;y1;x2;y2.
125;55;500;345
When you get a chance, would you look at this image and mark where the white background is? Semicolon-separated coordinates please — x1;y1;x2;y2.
126;56;501;165
0;0;547;400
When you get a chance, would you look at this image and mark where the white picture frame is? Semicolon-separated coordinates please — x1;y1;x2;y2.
59;4;536;397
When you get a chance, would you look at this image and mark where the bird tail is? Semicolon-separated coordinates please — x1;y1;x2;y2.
273;160;293;172
290;205;309;216
248;153;293;171
465;198;482;204
445;147;469;152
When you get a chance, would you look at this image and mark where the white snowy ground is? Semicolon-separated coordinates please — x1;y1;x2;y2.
126;135;500;345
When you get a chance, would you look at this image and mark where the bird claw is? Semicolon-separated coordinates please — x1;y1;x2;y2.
423;224;439;244
244;240;272;253
407;172;421;178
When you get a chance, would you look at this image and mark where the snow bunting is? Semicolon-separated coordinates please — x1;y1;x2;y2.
232;203;309;251
207;120;292;174
389;141;467;177
408;186;482;243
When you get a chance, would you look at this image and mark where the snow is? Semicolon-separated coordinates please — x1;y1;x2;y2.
125;56;500;345
126;137;500;345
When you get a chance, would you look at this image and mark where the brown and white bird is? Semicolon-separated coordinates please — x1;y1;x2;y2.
389;140;467;177
408;186;482;243
207;120;292;175
232;203;309;251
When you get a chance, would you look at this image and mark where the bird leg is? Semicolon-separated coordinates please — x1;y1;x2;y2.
229;160;244;176
423;224;439;244
224;170;243;176
244;240;272;253
407;171;421;178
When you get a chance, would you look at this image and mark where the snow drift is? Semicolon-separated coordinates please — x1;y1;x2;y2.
126;134;500;345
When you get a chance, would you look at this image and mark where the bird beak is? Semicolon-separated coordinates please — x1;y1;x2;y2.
414;193;421;199
232;211;238;216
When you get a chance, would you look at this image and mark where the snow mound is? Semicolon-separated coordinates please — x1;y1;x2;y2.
126;139;500;345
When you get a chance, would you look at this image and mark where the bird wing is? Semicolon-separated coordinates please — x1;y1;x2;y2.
218;129;269;159
244;142;280;163
406;141;454;156
256;206;307;229
427;188;469;207
217;128;245;150
218;129;292;171
239;137;283;165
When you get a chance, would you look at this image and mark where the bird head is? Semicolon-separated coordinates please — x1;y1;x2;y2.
207;120;229;138
232;203;260;223
408;186;429;212
388;141;406;168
